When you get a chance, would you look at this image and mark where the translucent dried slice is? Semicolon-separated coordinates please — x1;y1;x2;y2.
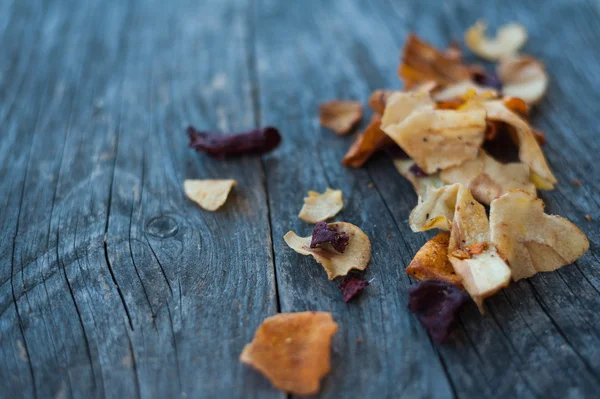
490;190;589;281
342;114;394;168
465;21;527;61
240;311;338;396
392;158;443;197
382;107;486;174
399;34;473;89
380;91;434;130
406;232;462;287
284;222;371;280
440;150;536;205
498;56;548;104
183;179;237;211
483;100;557;189
409;184;461;232
319;100;363;135
432;81;498;102
298;188;343;224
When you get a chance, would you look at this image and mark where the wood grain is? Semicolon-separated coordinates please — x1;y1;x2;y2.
0;0;599;398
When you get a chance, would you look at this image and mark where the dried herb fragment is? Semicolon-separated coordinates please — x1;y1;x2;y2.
310;221;349;253
187;125;281;159
338;275;369;303
408;280;470;344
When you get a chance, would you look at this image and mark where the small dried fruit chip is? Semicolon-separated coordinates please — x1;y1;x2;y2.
298;188;344;224
392;158;443;197
498;56;548;105
339;275;369;302
399;34;473;89
409;184;461;232
342;114;394;168
432;81;498;102
382;106;486;174
490;190;590;281
319;100;363;135
240;311;338;396
406;232;462;287
380;91;434;130
368;90;392;114
183;179;237;211
465;21;527;61
187;126;281;159
440;150;536;205
408;280;471;344
483;100;557;188
284;222;371;280
310;221;349;253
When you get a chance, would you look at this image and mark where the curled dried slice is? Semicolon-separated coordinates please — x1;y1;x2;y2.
483;100;557;189
432;81;498;102
399;34;473;89
380;91;434;130
319;100;363;135
342;114;394;168
409;280;471;344
184;179;237;211
298;188;343;224
490;190;589;281
440;150;536;205
284;222;371;280
240;311;338;396
392;158;443;197
382;106;486;174
465;21;527;61
406;232;462;287
498;56;548;104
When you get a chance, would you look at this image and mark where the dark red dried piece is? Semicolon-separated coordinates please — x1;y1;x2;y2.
408;279;470;344
310;221;349;253
409;163;428;177
187;126;281;159
339;276;369;302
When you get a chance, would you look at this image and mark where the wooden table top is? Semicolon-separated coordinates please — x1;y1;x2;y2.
2;0;599;397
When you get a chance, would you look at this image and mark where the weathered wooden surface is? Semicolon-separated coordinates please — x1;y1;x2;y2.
1;0;599;397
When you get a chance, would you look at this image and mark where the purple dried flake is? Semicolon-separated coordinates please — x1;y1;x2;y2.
187;125;281;159
339;276;369;302
409;163;428;177
310;221;349;253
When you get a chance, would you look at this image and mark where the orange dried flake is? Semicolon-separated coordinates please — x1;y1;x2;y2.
319;100;363;135
342;114;394;168
406;232;463;287
466;242;488;255
240;312;338;396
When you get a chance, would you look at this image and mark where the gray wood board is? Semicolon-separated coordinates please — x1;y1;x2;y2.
1;0;599;398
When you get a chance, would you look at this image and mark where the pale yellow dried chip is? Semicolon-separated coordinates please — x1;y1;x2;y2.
183;179;237;211
406;232;462;287
490;190;589;281
319;100;363;135
498;55;548;104
240;311;338;396
440;150;536;205
380;91;434;130
483;100;557;189
298;188;343;223
382;107;486;174
409;184;511;311
392;158;443;198
465;21;527;61
284;222;371;280
432;80;498;102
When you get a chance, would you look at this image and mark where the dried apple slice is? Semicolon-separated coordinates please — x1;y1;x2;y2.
380;91;434;129
465;21;527;61
298;188;343;224
483;100;557;189
498;56;548;104
284;222;371;280
440;150;536;205
490;190;589;281
319;100;363;135
406;232;462;287
392;157;443;197
240;311;338;396
184;179;237;211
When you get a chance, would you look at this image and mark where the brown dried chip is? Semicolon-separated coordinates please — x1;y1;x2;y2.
368;90;392;114
406;232;462;287
465;21;527;61
240;311;338;396
284;222;371;280
183;179;237;211
498;56;548;105
298;188;343;224
342;114;394;168
319;100;363;135
399;34;473;89
490;190;590;281
439;150;536;205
